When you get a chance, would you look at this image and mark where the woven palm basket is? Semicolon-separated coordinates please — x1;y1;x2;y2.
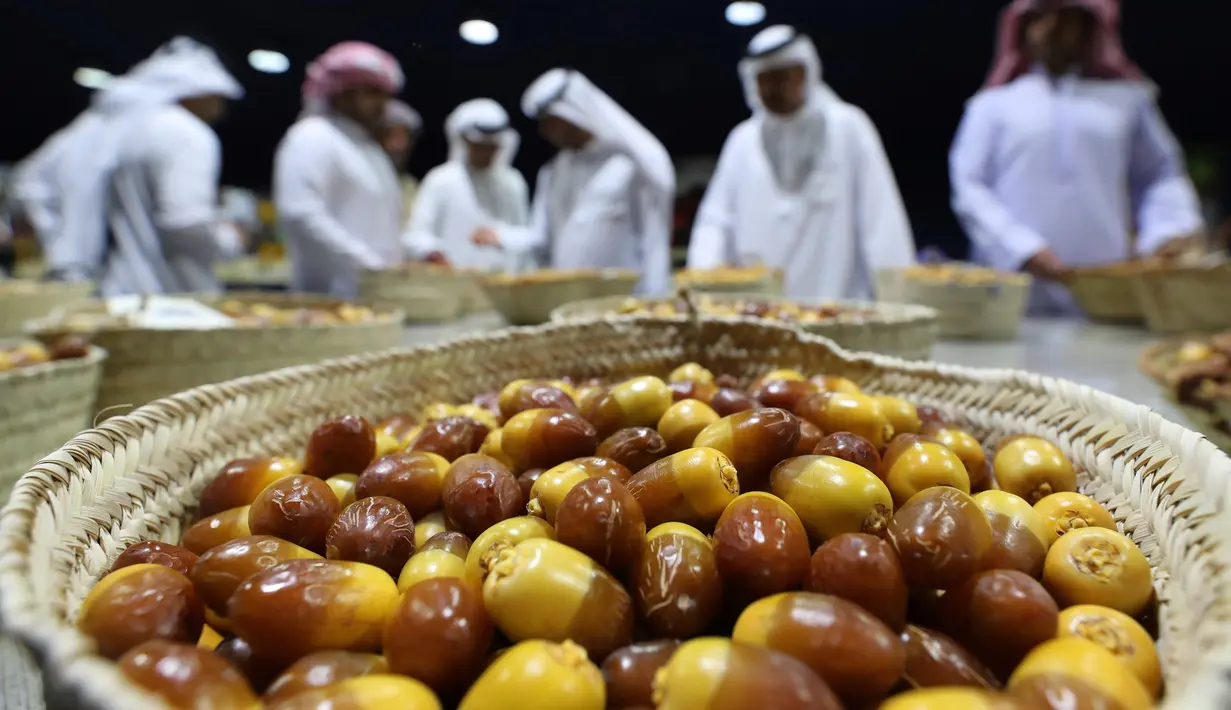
672;268;785;296
1065;264;1152;323
0;281;94;339
481;269;639;325
551;294;939;359
357;268;467;323
1;316;1230;709
874;268;1031;341
23;292;404;418
0;346;105;503
1136;264;1231;335
1139;340;1231;451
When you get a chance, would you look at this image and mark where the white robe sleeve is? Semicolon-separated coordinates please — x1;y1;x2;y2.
1127;99;1205;255
400;169;445;259
146;112;243;263
497;166;552;254
274;124;386;269
687;130;743;270
849;109;916;269
949;95;1049;270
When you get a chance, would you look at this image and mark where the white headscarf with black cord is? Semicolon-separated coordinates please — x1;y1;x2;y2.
444;98;524;223
739;25;839;194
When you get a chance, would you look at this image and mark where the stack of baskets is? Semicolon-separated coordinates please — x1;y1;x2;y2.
551;294;940;359
0;280;94;338
875;265;1030;340
1;317;1230;708
24;292;404;418
480;269;640;325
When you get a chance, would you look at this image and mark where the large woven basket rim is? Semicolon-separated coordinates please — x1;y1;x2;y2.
550;295;939;327
25;312;405;336
4;315;1231;710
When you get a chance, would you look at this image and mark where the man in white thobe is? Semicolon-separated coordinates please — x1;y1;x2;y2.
274;42;443;297
686;25;916;301
472;69;674;295
405;99;529;272
950;0;1204;315
383;100;425;226
100;38;248;295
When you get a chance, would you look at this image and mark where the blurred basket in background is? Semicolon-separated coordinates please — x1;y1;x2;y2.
0;344;104;502
673;265;785;295
1140;336;1231;451
358;266;469;323
24;292;403;418
0;280;94;338
1136;263;1231;335
875;265;1030;340
1064;262;1155;323
481;268;639;325
213;257;291;291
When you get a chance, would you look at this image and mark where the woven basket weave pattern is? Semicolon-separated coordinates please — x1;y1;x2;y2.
1067;271;1147;322
874;269;1030;341
0;347;105;502
358;270;468;323
1136;265;1231;334
2;317;1230;709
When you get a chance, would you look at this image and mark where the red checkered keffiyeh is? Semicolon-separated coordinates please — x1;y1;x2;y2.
982;0;1144;89
301;42;404;114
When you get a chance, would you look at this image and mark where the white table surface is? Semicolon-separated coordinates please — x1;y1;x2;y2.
0;315;1194;708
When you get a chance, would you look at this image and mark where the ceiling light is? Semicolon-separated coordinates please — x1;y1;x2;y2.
460;19;499;45
73;67;113;90
725;1;767;26
248;49;290;74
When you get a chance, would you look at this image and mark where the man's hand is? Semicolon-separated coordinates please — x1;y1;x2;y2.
471;227;501;248
423;251;450;266
1023;248;1068;281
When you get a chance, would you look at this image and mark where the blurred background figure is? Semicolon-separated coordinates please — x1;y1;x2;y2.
404;98;529;271
950;0;1205;315
274;41;440;297
686;25;915;300
473;68;674;294
383;99;424;225
99;37;247;295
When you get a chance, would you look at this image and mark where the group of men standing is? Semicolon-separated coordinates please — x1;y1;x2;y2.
10;0;1206;315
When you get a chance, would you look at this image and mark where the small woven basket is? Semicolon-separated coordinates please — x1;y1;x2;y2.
212;258;291;290
0;345;105;503
23;292;404;418
874;268;1031;340
357;268;467;323
1136;264;1231;335
2;316;1230;709
1065;263;1152;323
673;269;785;296
481;269;639;325
0;281;94;338
551;295;939;359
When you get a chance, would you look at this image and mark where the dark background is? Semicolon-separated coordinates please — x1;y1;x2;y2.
3;0;1228;257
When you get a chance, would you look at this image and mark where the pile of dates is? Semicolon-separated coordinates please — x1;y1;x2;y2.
80;366;1162;710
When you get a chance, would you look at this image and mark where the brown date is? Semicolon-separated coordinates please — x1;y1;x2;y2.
410;415;491;462
471;391;502;418
733;591;906;706
653;638;843;710
119;640;259;709
887;487;993;590
264;651;389;704
669;379;718;403
110;541;199;577
657;398;721;453
749;378;821;413
625;447;740;529
501;408;599;471
191;535;321;615
227;559;400;667
326;497;416;577
554;476;646;574
693;408;800;491
796;391;893;449
707;388;762;417
78;564;204;660
198;456;303;518
383;577;494;695
49;334;92;360
807;532;908;631
936;569;1060;678
498;381;578;419
596;427;668;474
441;454;523;539
585;376;674;437
420;531;471;559
1008;674;1128;710
901;625;1000;690
356;451;450;518
215;636;285;692
793;418;824;457
630;523;722;638
713;492;810;601
601;640;680;709
247;475;341;554
917;405;946;425
375;413;418;442
814;432;882;475
567;455;633;483
180;506;253;556
713;373;742;388
304;415;377;479
515;467;544;500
